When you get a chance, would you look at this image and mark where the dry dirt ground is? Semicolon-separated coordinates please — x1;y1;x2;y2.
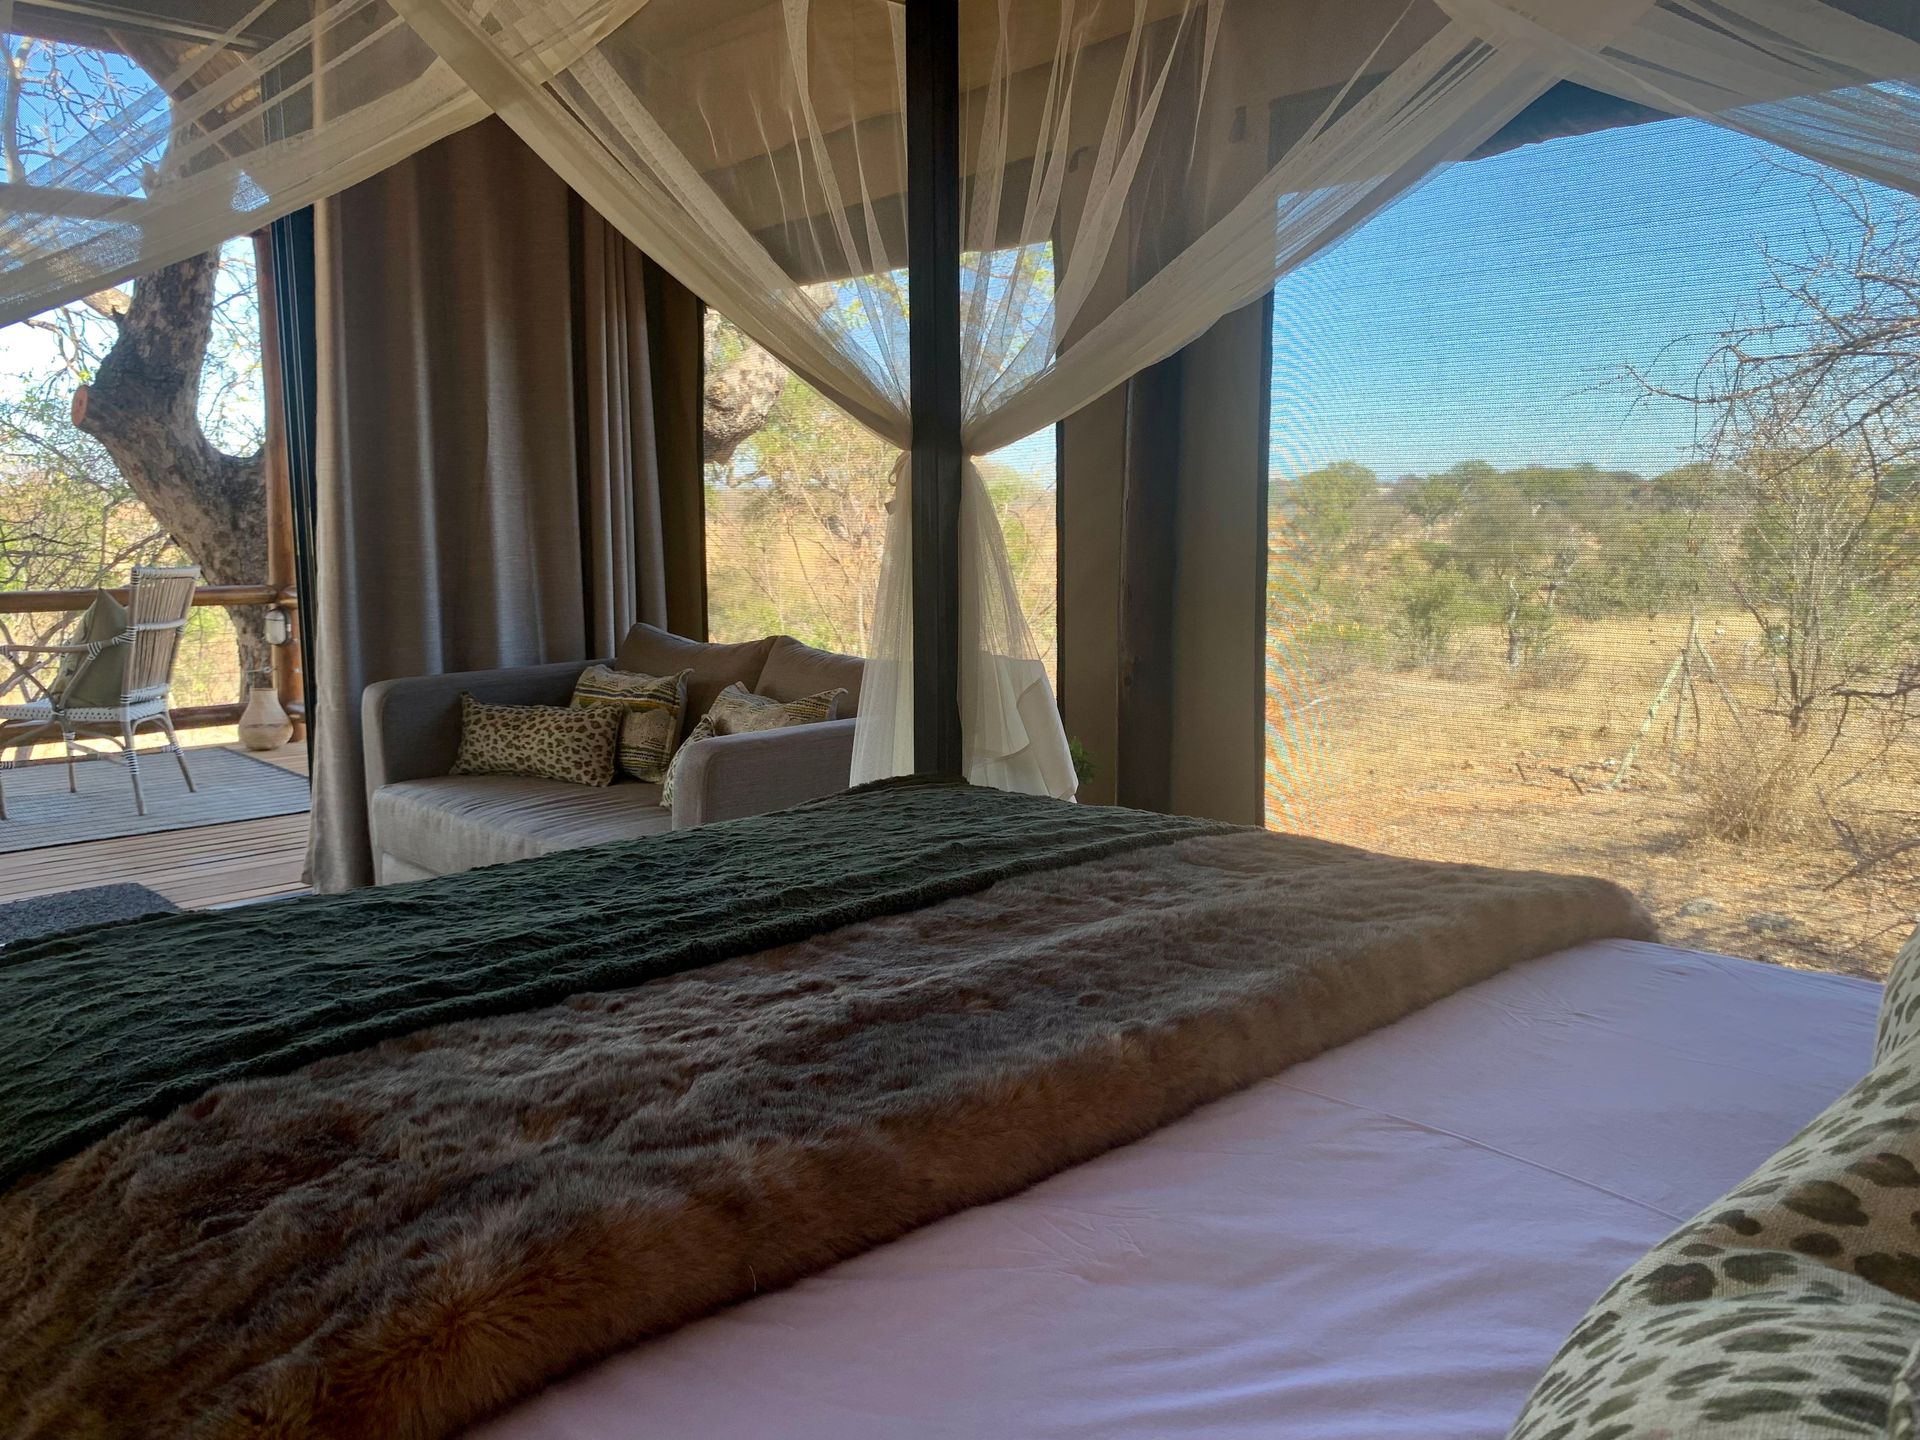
1267;617;1919;981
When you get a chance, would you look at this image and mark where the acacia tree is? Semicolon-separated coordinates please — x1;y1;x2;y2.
70;253;271;688
704;314;892;653
1452;470;1586;671
1636;172;1920;741
702;309;788;468
0;389;169;660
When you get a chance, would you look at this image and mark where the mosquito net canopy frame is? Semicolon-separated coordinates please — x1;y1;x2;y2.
3;0;1917;797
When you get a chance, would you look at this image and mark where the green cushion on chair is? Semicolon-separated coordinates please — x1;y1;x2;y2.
52;592;129;709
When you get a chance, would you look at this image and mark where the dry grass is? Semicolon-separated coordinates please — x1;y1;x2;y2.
1690;730;1826;846
1268;611;1920;979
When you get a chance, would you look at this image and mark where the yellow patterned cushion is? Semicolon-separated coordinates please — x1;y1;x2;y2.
659;684;844;809
710;682;843;733
659;714;715;811
450;694;621;787
570;665;688;781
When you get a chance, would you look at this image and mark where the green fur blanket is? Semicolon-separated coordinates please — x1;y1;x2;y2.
0;777;1225;1189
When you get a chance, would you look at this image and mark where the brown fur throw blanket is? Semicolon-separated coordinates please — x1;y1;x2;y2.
1;831;1651;1439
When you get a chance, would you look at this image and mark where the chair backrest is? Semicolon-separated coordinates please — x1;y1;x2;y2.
121;565;200;702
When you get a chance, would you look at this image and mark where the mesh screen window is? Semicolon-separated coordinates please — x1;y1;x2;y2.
1265;117;1920;976
702;313;1058;687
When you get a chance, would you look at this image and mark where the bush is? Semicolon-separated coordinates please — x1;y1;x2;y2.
1691;729;1824;845
1387;570;1467;670
1300;619;1384;683
1511;639;1590;691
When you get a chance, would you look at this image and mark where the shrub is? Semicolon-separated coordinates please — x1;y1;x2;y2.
1691;729;1824;845
1511;639;1590;691
1301;619;1384;683
1387;570;1467;670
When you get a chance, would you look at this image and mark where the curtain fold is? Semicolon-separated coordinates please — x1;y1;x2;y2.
307;117;696;891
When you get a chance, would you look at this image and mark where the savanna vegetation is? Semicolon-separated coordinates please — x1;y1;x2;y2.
702;314;1058;678
1268;177;1920;976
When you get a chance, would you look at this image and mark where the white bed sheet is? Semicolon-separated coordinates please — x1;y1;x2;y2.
474;940;1879;1440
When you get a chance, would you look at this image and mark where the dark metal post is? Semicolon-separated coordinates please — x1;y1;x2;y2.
906;0;964;775
268;209;320;759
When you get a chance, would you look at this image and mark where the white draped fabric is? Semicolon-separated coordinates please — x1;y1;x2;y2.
4;0;1919;797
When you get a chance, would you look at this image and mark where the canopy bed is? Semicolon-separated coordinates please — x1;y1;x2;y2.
3;0;1920;1437
0;776;1910;1436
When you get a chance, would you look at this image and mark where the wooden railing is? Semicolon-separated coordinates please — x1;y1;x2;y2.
0;584;305;733
0;584;291;615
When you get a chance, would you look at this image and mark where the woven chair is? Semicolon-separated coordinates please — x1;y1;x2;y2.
0;565;201;819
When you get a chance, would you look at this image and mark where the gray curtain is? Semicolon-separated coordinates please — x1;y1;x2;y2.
307;117;702;892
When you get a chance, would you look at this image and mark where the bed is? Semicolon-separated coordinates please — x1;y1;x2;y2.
474;940;1877;1440
0;779;1881;1438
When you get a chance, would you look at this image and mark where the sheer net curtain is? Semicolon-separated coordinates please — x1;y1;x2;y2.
5;1;1920;802
380;0;1580;800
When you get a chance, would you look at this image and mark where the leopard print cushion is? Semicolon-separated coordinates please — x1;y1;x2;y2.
450;693;621;787
658;684;843;809
570;664;688;781
1876;925;1920;1067
1510;1054;1920;1438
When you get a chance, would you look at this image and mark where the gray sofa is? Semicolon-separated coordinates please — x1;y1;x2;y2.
363;624;864;884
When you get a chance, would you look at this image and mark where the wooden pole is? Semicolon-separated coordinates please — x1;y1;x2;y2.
906;0;964;776
254;229;307;740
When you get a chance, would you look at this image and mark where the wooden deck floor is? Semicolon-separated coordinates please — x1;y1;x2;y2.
0;741;311;910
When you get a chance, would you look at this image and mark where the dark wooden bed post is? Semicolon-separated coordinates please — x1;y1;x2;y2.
906;0;964;777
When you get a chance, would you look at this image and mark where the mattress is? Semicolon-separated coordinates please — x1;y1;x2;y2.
475;939;1876;1440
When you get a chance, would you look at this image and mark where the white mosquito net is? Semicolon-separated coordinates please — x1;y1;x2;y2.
3;0;1917;796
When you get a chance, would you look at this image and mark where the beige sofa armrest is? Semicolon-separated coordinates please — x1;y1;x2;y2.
362;660;604;793
671;718;856;829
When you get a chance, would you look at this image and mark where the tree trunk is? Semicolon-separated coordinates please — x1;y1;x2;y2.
1504;583;1524;672
702;313;788;469
71;251;268;701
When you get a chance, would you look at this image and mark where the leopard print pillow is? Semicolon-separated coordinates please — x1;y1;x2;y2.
450;693;621;787
1877;925;1920;1067
1510;1055;1920;1438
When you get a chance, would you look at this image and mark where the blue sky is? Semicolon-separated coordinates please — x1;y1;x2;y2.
6;107;1895;498
1269;115;1915;486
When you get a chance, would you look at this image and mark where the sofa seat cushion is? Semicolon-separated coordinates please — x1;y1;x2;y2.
371;774;671;875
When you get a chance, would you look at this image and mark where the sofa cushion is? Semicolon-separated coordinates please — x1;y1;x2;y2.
757;636;864;717
570;664;688;781
709;681;843;732
659;715;716;811
615;624;774;740
451;694;621;787
660;684;844;809
371;774;672;875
